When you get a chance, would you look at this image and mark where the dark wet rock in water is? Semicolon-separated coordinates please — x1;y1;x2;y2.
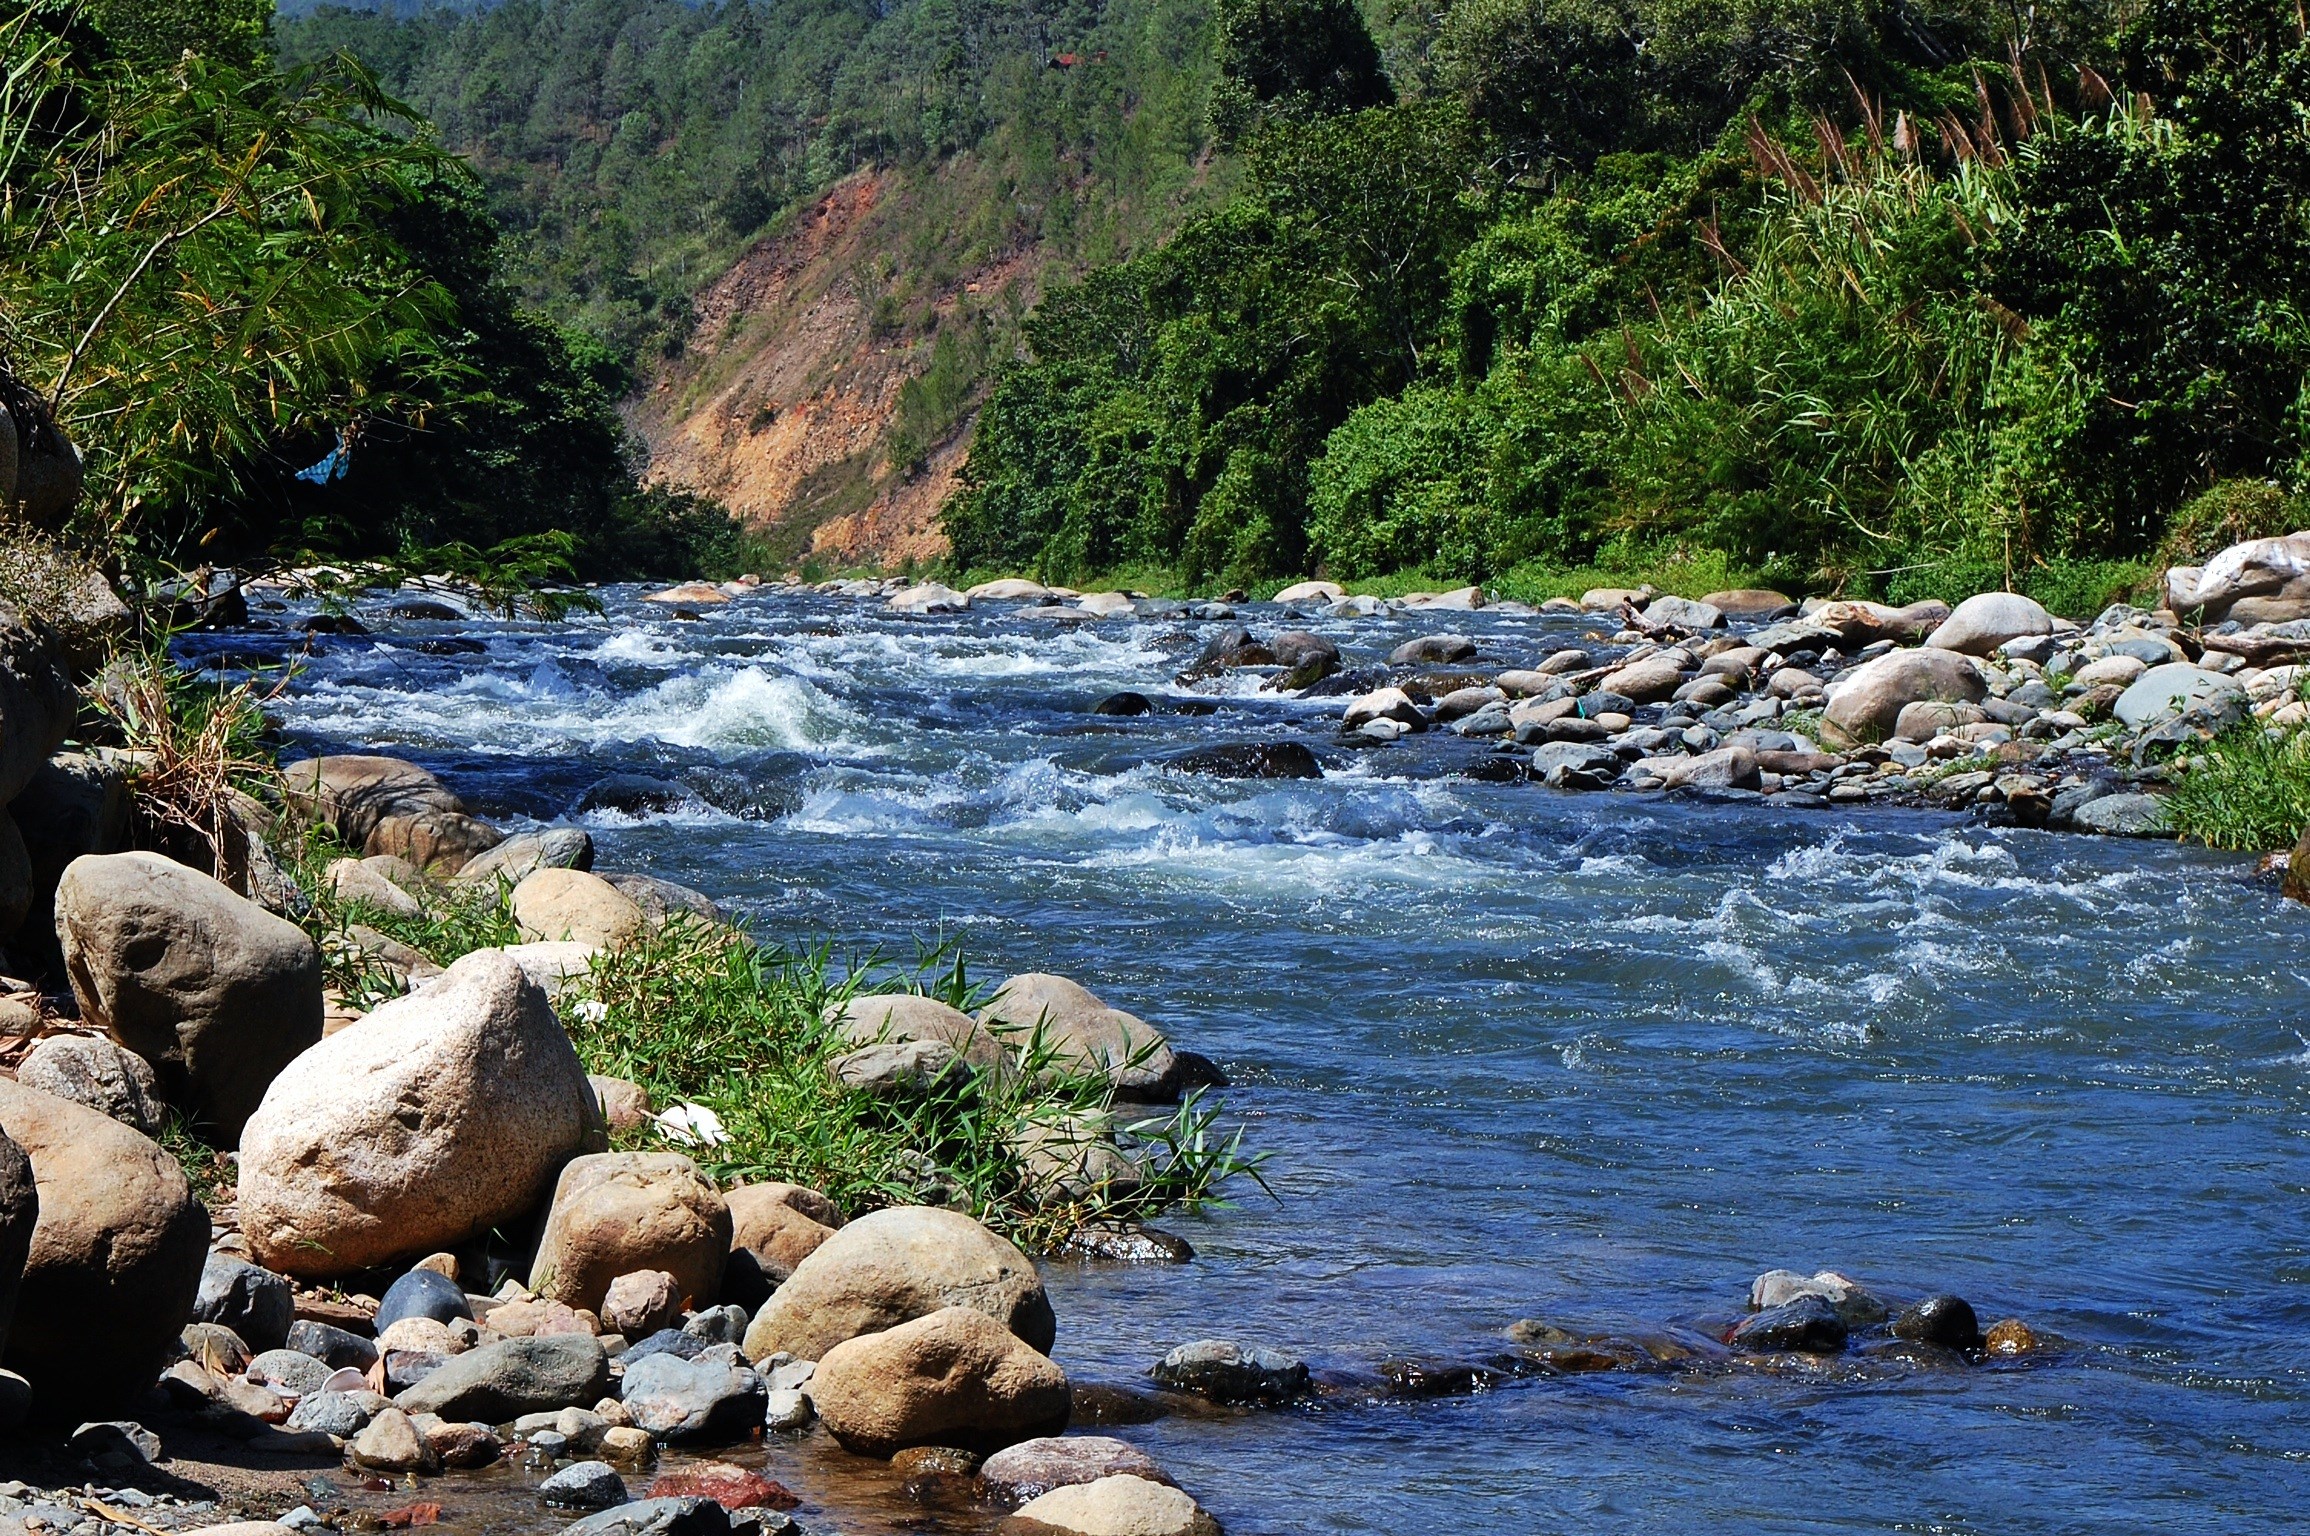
540;1461;630;1510
1069;1381;1174;1426
1167;741;1322;780
413;637;488;656
1167;700;1219;716
1503;1319;1577;1346
1372;1357;1505;1399
1170;1050;1228;1090
1388;634;1477;665
389;600;463;621
300;614;369;636
1892;1294;1982;1351
1093;692;1152;716
1299;665;1388;699
979;1434;1172;1504
1859;1336;1972;1369
1461;753;1529;784
1727;1294;1848;1353
194;1254;295;1353
1151;1339;1310;1404
287;1319;378;1372
1053;1223;1195;1263
579;774;697;816
555;1496;732;1536
890;1445;982;1478
376;1267;473;1333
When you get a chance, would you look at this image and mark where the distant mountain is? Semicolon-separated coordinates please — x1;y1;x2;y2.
275;0;1230;569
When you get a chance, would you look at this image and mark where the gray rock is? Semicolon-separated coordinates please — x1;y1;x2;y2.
384;1349;449;1394
286;1318;377;1371
539;1461;629;1510
682;1305;748;1346
53;851;324;1142
395;1335;612;1421
14;1035;164;1135
1926;592;2053;656
832;1039;966;1096
1529;742;1620;789
1727;1294;1848;1353
618;1351;767;1441
2069;792;2168;837
1150;1339;1308;1404
1640;596;1725;631
285;1389;388;1437
553;1497;731;1536
1748;1269;1888;1327
0;616;72;807
1891;1294;1982;1350
1387;634;1476;666
977;1435;1172;1502
2113;663;2246;729
192;1255;295;1354
454;828;596;889
763;1388;811;1431
247;1348;333;1396
375;1267;474;1333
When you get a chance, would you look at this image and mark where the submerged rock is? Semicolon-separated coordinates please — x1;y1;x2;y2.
1891;1294;1983;1351
1166;742;1322;780
1150;1339;1308;1405
1726;1294;1848;1354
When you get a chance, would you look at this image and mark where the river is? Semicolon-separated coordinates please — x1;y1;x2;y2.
212;585;2310;1535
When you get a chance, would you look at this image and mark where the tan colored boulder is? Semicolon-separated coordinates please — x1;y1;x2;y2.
811;1306;1070;1457
529;1152;730;1314
366;809;502;876
2166;533;2310;622
513;869;647;950
742;1205;1053;1361
1820;649;1985;748
1271;580;1345;605
1926;591;2054;656
725;1184;838;1282
0;1080;208;1417
0;1128;30;1356
237;950;599;1278
644;582;730;606
1005;1476;1222;1536
979;975;1182;1101
487;940;602;999
831;994;1008;1072
1810;599;1948;645
1700;589;1795;618
325;856;422;917
55;851;324;1142
1598;654;1685;704
283;755;463;848
600;1270;684;1338
729;1180;843;1230
1340;687;1424;731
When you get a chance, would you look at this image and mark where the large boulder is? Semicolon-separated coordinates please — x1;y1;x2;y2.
54;852;324;1142
529;1153;730;1314
1819;649;1985;747
1926;592;2054;656
831;994;1009;1073
1004;1477;1221;1536
0;535;128;675
237;950;599;1278
192;1253;294;1353
0;1080;208;1417
725;1184;838;1283
0;1130;31;1358
741;1206;1055;1362
978;974;1183;1101
4;416;84;531
366;810;502;877
0;611;73;805
979;1437;1172;1503
513;869;647;950
2113;663;2249;730
455;828;594;888
394;1333;610;1421
1808;599;1948;646
15;1034;164;1135
12;752;129;968
810;1306;1070;1457
2165;533;2310;623
283;755;465;848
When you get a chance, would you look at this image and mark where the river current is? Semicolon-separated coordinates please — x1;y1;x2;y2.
217;586;2310;1535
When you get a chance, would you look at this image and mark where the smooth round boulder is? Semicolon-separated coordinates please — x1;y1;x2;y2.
1004;1476;1220;1536
811;1306;1070;1457
978;975;1182;1102
1926;591;2053;655
54;851;324;1142
15;1034;165;1134
2113;663;2248;730
741;1206;1054;1362
376;1267;475;1333
831;994;1008;1073
1819;649;1986;747
0;1079;208;1417
529;1152;730;1314
512;868;647;949
237;950;599;1278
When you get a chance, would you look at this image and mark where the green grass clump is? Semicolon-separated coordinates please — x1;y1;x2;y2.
293;831;1264;1251
2162;722;2310;851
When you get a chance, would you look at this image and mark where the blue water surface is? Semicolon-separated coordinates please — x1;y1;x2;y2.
223;586;2310;1535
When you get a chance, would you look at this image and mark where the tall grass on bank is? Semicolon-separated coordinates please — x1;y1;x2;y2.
2163;722;2310;852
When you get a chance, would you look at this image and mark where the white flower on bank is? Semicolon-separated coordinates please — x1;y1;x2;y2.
571;998;609;1024
654;1102;729;1148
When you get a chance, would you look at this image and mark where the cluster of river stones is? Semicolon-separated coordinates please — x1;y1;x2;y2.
649;532;2310;851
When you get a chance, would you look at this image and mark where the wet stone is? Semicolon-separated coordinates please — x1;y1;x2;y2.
1150;1340;1309;1405
540;1462;630;1510
1891;1295;1982;1352
1726;1294;1848;1354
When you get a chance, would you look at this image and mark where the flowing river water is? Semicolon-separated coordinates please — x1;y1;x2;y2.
211;586;2310;1535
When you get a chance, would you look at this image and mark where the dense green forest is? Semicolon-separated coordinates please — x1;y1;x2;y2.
947;0;2310;606
0;0;732;582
